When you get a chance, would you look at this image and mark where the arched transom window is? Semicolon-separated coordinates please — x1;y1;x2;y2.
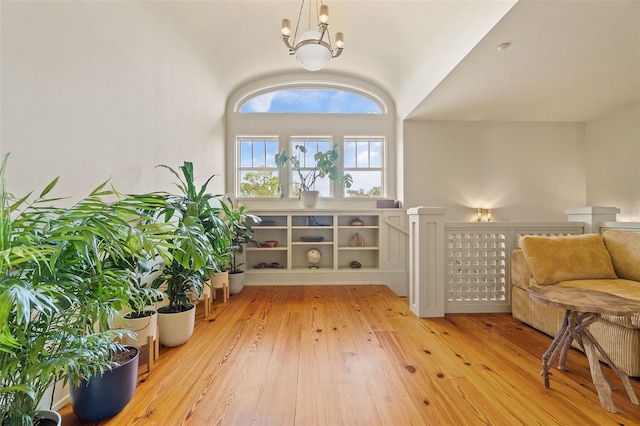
227;76;395;201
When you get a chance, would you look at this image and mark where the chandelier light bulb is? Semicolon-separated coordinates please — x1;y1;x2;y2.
319;5;329;24
281;19;291;36
335;32;344;48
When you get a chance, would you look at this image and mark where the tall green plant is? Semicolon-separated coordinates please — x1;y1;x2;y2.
0;155;176;425
220;197;260;273
152;162;231;311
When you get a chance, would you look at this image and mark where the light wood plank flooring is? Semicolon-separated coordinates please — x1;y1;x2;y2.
59;285;640;425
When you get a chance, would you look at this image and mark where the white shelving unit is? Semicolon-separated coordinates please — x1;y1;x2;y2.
243;209;408;294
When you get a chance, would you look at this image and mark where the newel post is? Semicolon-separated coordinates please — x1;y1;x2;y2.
407;207;446;317
565;206;619;234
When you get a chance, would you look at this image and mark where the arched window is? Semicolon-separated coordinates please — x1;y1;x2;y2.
227;74;395;203
239;89;382;114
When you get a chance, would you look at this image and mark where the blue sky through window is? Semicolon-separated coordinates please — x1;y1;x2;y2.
240;89;381;114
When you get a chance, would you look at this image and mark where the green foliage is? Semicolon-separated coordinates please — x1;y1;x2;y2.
219;197;260;273
346;186;382;198
239;171;279;197
275;145;352;194
0;154;176;425
152;162;231;311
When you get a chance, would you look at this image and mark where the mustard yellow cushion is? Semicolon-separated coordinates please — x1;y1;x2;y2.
520;234;617;285
603;230;640;281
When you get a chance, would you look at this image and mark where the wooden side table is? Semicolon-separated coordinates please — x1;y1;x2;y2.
528;286;640;413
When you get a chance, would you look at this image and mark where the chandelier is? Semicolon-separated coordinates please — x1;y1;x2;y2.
280;0;344;71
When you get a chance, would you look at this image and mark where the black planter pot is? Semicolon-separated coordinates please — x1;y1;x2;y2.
69;346;139;422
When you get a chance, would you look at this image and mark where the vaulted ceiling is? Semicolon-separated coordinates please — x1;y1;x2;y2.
149;0;639;122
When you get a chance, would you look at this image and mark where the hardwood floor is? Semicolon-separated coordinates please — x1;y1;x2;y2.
59;285;640;425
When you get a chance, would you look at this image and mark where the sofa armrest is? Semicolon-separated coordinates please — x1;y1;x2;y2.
511;248;535;290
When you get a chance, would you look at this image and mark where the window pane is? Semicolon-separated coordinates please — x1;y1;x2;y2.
357;142;369;167
294;174;330;197
266;141;278;167
239;89;382;114
345;171;383;197
253;141;266;167
344;141;356;168
239;170;279;197
240;140;253;167
370;142;382;167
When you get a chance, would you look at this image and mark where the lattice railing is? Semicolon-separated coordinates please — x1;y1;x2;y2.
446;231;507;303
443;223;584;313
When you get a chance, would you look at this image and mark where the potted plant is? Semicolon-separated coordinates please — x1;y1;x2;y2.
275;144;352;207
151;161;230;346
121;260;165;348
220;197;261;294
54;190;174;423
0;154;174;424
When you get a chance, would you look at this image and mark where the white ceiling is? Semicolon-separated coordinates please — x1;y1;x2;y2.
150;0;639;122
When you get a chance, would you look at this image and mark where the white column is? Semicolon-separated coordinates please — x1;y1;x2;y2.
565;206;619;234
407;207;445;317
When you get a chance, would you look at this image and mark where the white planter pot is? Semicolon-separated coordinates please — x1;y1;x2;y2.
229;272;245;295
211;271;229;289
300;190;319;208
122;310;157;347
35;410;62;426
157;304;196;347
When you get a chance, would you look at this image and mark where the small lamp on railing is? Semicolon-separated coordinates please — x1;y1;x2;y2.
472;207;494;222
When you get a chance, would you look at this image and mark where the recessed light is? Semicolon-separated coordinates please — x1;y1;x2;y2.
496;42;511;51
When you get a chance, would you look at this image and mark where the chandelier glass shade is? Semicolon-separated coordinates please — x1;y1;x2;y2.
281;1;344;71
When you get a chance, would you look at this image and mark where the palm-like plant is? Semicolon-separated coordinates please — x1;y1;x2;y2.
0;154;175;425
152;161;231;312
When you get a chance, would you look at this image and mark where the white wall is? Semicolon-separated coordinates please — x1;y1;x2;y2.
585;102;640;221
403;120;586;222
1;1;226;200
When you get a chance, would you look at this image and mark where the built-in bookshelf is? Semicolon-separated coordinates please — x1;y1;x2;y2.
243;209;407;294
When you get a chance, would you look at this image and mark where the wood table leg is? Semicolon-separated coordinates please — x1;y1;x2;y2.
542;310;570;387
582;337;616;413
582;327;639;406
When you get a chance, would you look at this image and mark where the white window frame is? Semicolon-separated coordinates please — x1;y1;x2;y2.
284;136;336;198
343;136;386;198
226;73;397;205
236;136;280;198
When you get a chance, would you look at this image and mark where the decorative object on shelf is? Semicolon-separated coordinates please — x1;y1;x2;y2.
351;217;364;226
259;240;278;248
254;262;285;269
307;216;329;226
275;145;352;206
350;232;365;247
306;248;322;269
376;199;400;208
280;0;345;71
350;261;362;269
301;236;324;242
